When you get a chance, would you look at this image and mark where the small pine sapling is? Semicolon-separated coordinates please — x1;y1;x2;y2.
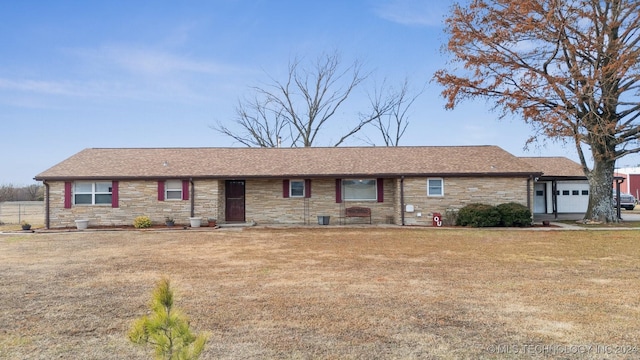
128;277;207;360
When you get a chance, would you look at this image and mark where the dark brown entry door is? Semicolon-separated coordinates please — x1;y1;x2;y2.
225;180;245;222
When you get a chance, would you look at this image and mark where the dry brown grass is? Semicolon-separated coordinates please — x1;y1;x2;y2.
1;227;639;359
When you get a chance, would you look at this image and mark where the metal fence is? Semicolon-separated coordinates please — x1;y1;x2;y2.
0;201;44;225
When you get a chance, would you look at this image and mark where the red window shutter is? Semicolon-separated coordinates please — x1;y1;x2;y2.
377;178;383;203
111;181;119;208
283;180;290;198
182;180;189;200
335;179;342;203
158;181;165;201
305;179;311;198
64;182;72;209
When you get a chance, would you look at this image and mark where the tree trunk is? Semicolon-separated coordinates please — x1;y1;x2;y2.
584;159;617;223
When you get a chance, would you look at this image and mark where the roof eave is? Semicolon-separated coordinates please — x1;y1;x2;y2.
35;171;543;181
537;175;588;181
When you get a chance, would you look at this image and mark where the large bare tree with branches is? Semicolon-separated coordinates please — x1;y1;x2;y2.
214;52;409;147
362;79;425;146
434;0;640;222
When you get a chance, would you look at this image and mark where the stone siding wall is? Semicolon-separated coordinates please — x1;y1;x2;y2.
45;176;531;228
192;180;222;223
243;178;396;225
46;180;220;228
399;176;531;226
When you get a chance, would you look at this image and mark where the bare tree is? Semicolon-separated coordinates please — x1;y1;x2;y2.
25;184;43;201
362;79;425;146
215;97;289;147
434;0;640;222
213;52;402;147
0;184;16;202
0;183;43;202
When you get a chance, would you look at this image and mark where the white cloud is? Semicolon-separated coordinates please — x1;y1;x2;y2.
372;0;450;27
0;43;256;107
0;75;226;105
77;45;235;76
0;78;81;96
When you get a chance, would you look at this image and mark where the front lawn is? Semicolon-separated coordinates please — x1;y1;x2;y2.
1;228;638;359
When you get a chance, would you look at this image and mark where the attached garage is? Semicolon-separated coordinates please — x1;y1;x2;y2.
521;157;588;215
555;181;589;213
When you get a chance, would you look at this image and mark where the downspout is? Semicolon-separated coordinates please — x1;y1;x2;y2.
44;181;50;229
400;176;405;226
190;178;195;218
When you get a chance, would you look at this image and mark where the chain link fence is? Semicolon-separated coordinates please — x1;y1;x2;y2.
0;201;44;225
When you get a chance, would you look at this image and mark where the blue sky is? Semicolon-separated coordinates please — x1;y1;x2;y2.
1;0;630;185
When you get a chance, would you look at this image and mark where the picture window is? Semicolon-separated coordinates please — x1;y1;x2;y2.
342;179;377;201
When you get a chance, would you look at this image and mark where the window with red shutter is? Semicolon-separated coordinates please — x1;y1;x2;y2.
64;182;72;209
111;181;119;208
182;180;189;200
158;181;165;201
305;179;311;198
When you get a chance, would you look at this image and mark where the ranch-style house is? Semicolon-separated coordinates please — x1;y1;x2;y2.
34;146;546;229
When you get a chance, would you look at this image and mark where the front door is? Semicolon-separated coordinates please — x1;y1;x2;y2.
225;180;245;222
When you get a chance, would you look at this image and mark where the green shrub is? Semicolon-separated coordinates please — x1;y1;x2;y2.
456;203;501;227
133;216;152;229
497;202;532;227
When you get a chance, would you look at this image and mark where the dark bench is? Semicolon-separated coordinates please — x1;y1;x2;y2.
344;206;371;224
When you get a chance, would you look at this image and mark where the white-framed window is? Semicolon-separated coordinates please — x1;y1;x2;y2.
427;178;444;196
343;179;377;201
74;181;112;205
165;180;183;200
289;180;305;198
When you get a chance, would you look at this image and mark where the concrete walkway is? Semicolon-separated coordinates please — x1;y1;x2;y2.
533;212;640;230
534;212;640;222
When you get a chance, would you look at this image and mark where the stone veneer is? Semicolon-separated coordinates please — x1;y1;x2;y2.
398;176;531;226
46;180;220;228
243;178;396;225
45;176;532;228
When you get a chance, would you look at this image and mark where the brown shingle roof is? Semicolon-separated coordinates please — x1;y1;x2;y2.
35;146;542;180
519;157;586;178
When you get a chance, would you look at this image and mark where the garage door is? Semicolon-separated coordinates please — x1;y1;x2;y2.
556;182;589;213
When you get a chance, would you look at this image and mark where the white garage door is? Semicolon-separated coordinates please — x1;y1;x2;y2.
556;182;589;213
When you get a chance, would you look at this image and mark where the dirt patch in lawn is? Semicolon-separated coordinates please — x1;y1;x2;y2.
1;227;639;359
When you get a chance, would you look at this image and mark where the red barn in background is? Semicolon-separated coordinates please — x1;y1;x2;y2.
615;168;640;198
